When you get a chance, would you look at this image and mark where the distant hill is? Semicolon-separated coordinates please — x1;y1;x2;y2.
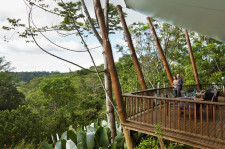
11;71;60;82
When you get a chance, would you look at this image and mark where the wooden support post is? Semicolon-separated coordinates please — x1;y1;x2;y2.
94;0;134;148
147;17;173;87
117;5;148;91
184;30;200;91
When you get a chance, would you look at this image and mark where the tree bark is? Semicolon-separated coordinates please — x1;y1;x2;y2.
80;0;102;46
184;30;200;91
94;0;134;148
104;0;109;32
117;5;148;91
147;17;173;87
103;0;117;141
81;0;116;140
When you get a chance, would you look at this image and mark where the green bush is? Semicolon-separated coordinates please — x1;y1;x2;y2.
0;72;25;111
13;140;41;149
0;105;50;148
41;121;126;149
135;123;193;149
135;136;189;149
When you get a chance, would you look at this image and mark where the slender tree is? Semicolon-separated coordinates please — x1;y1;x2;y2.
0;56;14;72
93;0;134;148
75;0;117;140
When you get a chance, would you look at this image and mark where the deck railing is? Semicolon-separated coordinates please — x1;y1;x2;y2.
122;84;225;142
131;84;224;97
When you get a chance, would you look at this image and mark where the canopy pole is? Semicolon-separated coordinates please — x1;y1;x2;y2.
184;30;200;91
117;5;148;91
94;0;134;148
147;17;173;87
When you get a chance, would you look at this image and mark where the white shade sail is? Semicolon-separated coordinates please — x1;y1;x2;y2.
124;0;225;43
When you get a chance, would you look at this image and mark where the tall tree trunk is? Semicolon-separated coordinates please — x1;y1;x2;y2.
147;17;173;87
94;0;134;148
184;30;200;91
117;5;148;91
81;0;116;140
104;0;117;141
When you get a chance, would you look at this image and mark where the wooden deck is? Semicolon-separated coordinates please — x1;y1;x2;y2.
123;121;225;149
122;95;225;149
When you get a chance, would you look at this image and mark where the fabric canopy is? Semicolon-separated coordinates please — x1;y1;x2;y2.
124;0;225;43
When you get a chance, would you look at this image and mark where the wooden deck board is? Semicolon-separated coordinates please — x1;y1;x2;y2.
133;105;225;137
123;121;217;149
125;104;225;148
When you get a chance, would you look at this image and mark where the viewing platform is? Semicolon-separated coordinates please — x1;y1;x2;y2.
122;84;225;149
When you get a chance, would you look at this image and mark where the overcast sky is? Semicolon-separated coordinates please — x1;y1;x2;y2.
0;0;146;72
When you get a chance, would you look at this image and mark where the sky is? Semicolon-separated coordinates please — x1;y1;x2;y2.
0;0;146;72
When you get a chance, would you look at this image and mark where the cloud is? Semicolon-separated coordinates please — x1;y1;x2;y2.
115;38;127;47
0;32;105;72
1;42;105;72
0;0;145;72
0;0;27;18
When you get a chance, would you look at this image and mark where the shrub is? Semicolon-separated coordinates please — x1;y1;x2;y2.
0;105;49;148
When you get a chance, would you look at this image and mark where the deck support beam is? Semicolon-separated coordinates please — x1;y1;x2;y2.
184;30;200;91
117;5;148;90
94;0;134;148
147;17;173;87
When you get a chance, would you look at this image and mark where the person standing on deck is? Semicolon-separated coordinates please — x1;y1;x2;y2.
176;74;183;97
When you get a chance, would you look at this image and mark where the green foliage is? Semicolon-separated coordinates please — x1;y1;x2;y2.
135;137;160;149
154;123;164;140
13;140;41;149
39;77;77;107
0;105;48;148
0;72;24;111
116;20;225;91
135;123;191;149
0;57;24;111
135;136;187;149
116;54;140;93
0;56;14;72
0;67;106;148
106;3;126;34
41;141;53;149
11;71;60;82
42;121;126;149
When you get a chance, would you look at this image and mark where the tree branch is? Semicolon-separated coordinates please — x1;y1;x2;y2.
27;6;100;73
80;0;103;46
61;0;118;115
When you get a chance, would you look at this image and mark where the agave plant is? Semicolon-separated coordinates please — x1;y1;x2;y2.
41;120;126;149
